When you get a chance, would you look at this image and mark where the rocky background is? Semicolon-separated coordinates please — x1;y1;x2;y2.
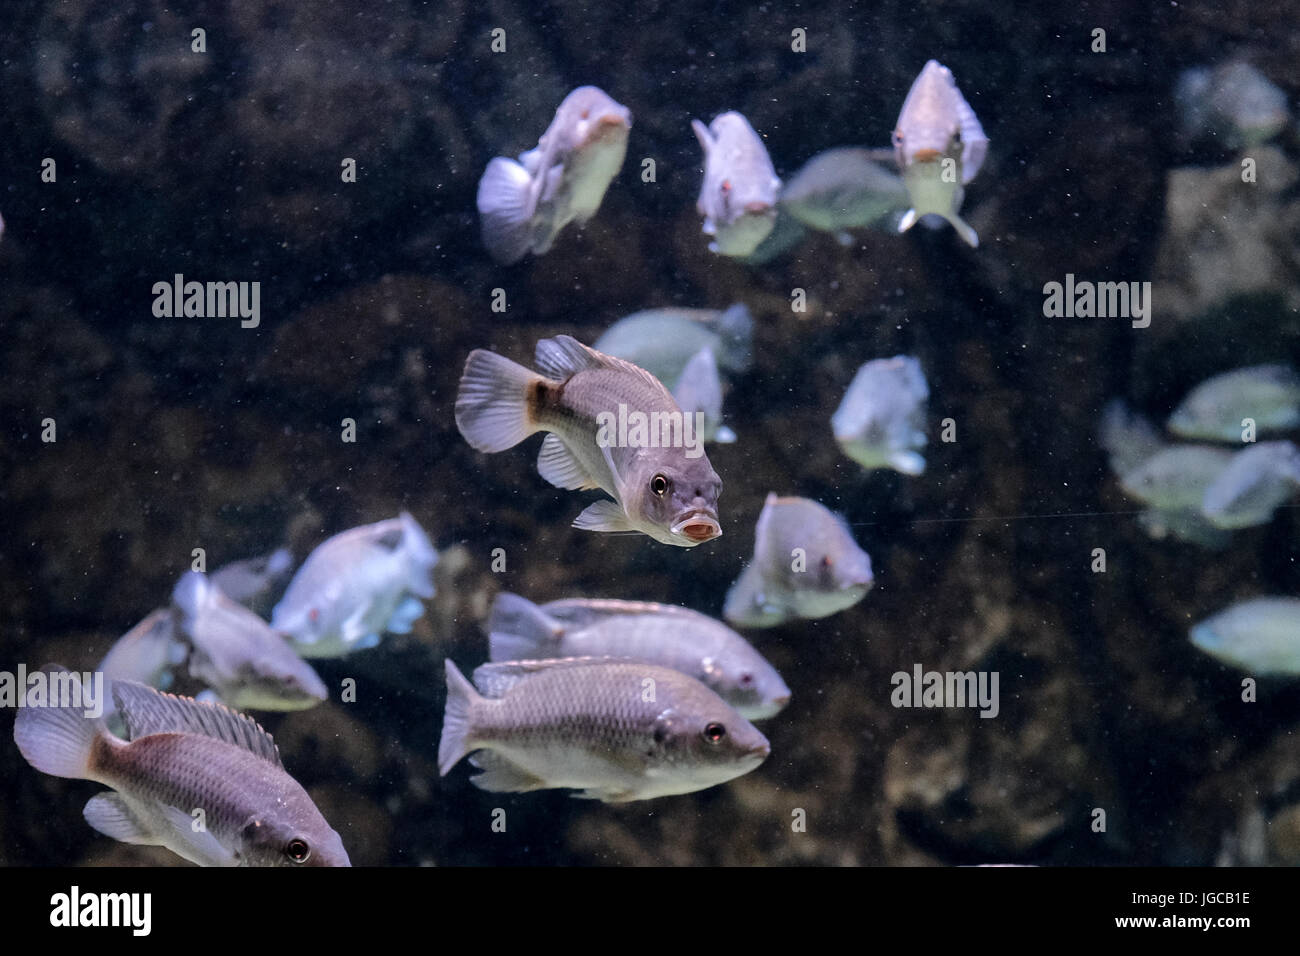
2;0;1299;865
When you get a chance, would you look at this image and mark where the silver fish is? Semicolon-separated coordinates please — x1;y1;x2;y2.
892;60;988;248
13;667;350;866
173;571;327;711
1201;440;1300;529
724;493;875;628
210;547;295;617
439;657;770;801
1118;445;1234;510
1175;61;1289;149
779;147;909;232
476;85;631;264
271;512;438;658
1167;364;1300;442
831;355;929;475
671;347;735;444
487;593;790;720
455;335;723;546
691;111;782;257
98;609;186;691
1190;597;1300;675
592;303;754;384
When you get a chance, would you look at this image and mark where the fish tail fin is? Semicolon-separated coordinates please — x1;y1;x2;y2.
897;208;918;234
13;665;107;781
476;157;536;265
487;593;565;661
455;349;544;453
946;212;979;248
439;660;482;776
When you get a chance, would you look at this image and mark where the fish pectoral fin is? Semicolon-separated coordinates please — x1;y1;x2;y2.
156;804;242;867
573;499;635;534
537;433;600;490
947;214;979;248
467;751;548;793
83;793;160;845
340;603;374;645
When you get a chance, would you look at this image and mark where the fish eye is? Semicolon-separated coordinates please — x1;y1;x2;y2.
721;179;731;193
821;555;833;568
650;474;670;497
702;722;726;744
285;838;312;864
739;673;754;687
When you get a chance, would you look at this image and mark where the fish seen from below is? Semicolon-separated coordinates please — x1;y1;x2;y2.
725;494;875;628
692;112;782;257
455;335;723;546
892;59;988;247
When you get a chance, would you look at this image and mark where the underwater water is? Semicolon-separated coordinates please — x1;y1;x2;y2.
1;0;1299;869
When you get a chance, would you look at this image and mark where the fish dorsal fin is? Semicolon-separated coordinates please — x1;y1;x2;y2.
534;336;674;404
471;656;618;699
543;598;695;627
112;680;282;767
691;119;715;153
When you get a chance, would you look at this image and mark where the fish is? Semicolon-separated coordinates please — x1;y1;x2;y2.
1167;364;1300;442
486;592;790;719
671;346;735;444
778;147;909;232
172;571;327;711
210;547;295;617
1175;61;1289;149
592;303;754;384
691;111;782;257
454;335;723;546
12;666;350;866
892;59;988;248
438;657;770;801
1190;597;1300;675
1117;445;1234;510
271;512;438;658
476;85;631;264
723;493;875;628
831;355;929;475
97;609;187;691
1201;440;1300;529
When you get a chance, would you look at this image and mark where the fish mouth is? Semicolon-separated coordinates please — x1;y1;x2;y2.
743;201;774;215
910;148;943;162
671;513;721;543
749;739;772;760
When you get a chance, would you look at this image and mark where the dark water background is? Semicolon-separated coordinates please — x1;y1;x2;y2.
2;0;1299;865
